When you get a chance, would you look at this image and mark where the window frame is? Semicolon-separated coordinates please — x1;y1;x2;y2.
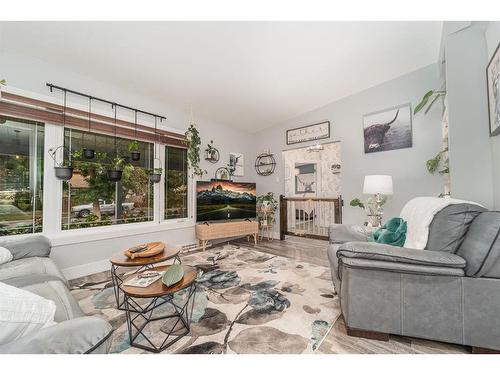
0;119;194;244
0;116;45;237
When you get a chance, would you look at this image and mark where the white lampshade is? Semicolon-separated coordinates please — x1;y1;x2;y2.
363;175;393;195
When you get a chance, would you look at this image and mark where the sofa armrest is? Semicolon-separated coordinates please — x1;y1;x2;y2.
337;241;466;268
0;235;51;260
339;257;465;277
328;224;370;244
0;316;113;354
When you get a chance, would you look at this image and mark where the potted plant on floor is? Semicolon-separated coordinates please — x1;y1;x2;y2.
107;156;126;182
257;192;278;226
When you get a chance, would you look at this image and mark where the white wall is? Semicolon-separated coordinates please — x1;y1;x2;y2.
249;64;444;234
444;22;494;208
485;22;500;209
0;49;255;277
0;49;453;276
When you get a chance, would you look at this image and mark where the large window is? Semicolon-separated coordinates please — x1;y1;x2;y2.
62;129;154;230
0;117;44;236
165;146;188;220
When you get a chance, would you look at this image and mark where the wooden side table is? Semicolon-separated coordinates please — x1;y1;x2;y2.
121;265;198;353
109;245;181;310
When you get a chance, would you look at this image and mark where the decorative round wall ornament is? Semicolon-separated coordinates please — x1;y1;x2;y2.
215;167;231;180
255;152;276;176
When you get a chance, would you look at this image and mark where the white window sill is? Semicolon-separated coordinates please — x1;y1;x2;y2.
49;218;195;247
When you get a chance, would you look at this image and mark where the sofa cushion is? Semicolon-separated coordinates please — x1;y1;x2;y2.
426;203;485;253
0;316;113;354
0;246;13;265
5;278;85;322
0;235;51;260
0;257;67;285
457;211;500;277
0;282;56;345
338;242;466;268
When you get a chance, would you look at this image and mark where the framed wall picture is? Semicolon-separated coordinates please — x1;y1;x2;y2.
487;42;500;137
286;121;330;145
363;103;412;153
229;152;244;176
294;163;316;194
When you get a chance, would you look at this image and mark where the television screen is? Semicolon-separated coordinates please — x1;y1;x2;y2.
196;181;256;222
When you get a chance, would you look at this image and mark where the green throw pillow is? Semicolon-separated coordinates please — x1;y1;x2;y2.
368;217;407;247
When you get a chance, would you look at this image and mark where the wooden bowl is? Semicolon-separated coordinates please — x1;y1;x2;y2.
124;241;165;259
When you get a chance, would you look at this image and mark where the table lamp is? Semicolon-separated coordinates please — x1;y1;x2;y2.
363;175;393;227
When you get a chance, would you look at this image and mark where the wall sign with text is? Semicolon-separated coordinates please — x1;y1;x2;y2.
286;121;330;145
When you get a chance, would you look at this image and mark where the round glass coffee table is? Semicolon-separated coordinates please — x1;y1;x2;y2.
109;245;181;310
121;265;198;353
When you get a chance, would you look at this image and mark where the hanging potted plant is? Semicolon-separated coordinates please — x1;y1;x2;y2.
83;147;95;159
48;146;74;181
83;97;95;159
149;167;163;183
185;123;206;177
128;140;140;161
205;140;219;163
107;156;125;182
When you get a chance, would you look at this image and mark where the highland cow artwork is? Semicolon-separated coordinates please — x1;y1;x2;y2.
487;42;500;136
363;103;412;153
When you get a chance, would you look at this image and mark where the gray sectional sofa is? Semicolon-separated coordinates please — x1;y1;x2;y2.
328;203;500;352
0;235;112;354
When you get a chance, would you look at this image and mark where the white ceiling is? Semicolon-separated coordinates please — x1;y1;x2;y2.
0;22;442;133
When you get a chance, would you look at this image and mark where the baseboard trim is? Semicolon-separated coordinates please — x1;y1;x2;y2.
62;259;110;280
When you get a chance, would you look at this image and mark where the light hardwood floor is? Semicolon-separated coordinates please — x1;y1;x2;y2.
232;235;469;354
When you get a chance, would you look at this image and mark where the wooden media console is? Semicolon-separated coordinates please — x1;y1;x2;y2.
195;220;259;251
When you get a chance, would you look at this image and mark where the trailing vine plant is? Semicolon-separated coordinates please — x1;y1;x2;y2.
414;88;450;176
185;123;207;177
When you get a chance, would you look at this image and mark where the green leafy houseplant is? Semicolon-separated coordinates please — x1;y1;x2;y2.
106;156;126;182
109;156;126;170
185;124;207;177
415;89;450;177
350;196;386;216
257;192;278;225
127;140;141;161
127;140;139;152
426;147;449;175
414;90;446;115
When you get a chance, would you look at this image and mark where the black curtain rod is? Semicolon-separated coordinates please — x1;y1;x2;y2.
46;83;166;121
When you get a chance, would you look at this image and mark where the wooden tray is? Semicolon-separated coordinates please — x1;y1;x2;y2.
124;242;165;259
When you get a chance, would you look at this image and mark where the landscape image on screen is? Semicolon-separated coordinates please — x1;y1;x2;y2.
196;181;256;222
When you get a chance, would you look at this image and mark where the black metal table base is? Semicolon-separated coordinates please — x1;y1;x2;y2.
124;282;196;353
110;255;182;311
